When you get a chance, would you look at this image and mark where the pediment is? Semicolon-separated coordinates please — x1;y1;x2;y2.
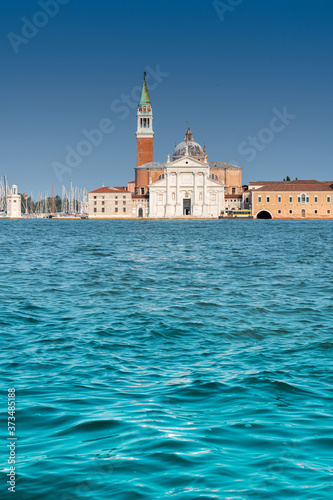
150;177;166;188
206;178;224;187
168;156;208;169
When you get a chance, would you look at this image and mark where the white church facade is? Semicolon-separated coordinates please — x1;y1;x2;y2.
149;155;225;218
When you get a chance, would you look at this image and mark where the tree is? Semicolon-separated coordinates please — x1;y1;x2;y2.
55;195;62;213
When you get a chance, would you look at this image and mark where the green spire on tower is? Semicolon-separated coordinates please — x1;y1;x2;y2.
139;72;151;106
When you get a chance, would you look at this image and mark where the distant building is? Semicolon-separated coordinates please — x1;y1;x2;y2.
88;73;242;218
246;180;333;219
88;186;133;219
7;185;21;218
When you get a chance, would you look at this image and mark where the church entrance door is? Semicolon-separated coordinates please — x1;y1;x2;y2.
183;199;191;215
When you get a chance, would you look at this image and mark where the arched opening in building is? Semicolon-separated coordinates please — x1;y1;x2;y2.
256;210;273;220
301;209;306;218
138;208;143;218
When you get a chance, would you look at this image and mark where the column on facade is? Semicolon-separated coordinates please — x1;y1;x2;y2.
165;171;174;216
193;173;196;205
203;173;207;206
165;172;169;206
176;172;180;205
176;172;181;216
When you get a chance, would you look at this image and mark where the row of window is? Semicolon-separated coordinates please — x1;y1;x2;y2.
94;201;126;205
258;195;331;203
277;209;331;215
93;208;127;213
93;195;127;200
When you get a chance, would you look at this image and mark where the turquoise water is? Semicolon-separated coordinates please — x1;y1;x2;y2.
1;220;333;500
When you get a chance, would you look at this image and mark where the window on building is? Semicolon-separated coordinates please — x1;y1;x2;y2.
115;208;118;213
123;201;126;205
289;196;293;203
102;201;105;205
123;208;126;213
115;196;118;199
278;210;282;214
140;159;142;162
140;149;142;153
258;196;262;203
314;196;318;203
94;201;97;205
94;208;97;213
278;196;282;203
94;196;97;199
141;187;145;195
297;196;301;203
301;194;306;204
328;210;331;214
245;197;249;203
314;210;318;214
289;209;293;214
232;188;236;194
266;196;270;203
327;196;331;203
306;196;310;203
102;208;105;213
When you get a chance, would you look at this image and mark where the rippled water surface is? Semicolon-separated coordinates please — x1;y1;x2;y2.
1;219;333;500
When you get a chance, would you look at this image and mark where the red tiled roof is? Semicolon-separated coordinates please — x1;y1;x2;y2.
225;194;242;199
255;181;333;192
89;186;129;194
132;194;149;199
249;181;282;185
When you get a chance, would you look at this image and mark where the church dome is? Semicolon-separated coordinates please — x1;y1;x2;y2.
172;127;205;161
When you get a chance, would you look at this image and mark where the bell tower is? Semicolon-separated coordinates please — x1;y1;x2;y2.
136;72;154;167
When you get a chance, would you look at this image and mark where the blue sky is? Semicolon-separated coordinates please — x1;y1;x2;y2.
1;0;332;195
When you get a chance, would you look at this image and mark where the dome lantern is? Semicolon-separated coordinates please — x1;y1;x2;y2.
172;127;205;161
